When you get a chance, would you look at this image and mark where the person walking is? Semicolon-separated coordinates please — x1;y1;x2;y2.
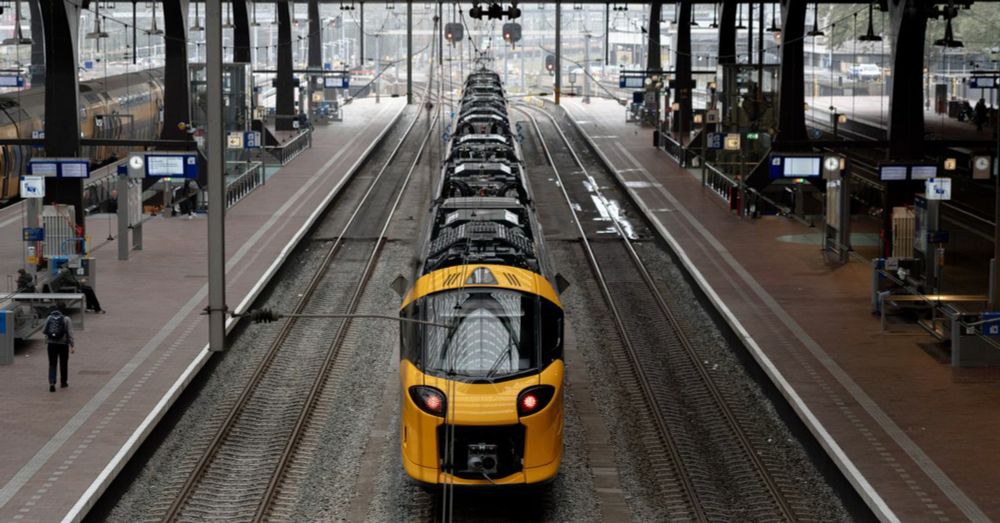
43;308;74;392
974;98;988;132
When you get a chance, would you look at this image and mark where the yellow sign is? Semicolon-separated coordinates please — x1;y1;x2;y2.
724;133;741;151
227;132;243;149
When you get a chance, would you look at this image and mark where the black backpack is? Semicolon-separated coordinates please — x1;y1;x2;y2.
44;312;67;343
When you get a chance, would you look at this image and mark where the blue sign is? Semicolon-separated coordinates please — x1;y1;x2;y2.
970;77;997;89
0;311;6;335
27;159;90;178
324;76;349;89
22;227;44;241
982;312;1000;336
0;75;24;88
83;60;93;70
244;131;262;149
619;74;645;89
323;62;332;70
707;132;724;150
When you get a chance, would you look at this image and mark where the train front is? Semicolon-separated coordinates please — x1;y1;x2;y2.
398;265;565;486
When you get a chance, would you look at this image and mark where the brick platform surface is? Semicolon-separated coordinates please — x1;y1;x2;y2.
0;98;406;522
560;98;1000;522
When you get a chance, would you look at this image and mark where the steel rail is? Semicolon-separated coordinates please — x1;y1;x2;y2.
522;102;799;521
511;104;708;523
161;89;433;522
255;108;440;522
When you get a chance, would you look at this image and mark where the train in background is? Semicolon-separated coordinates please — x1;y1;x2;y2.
0;69;165;202
399;66;567;486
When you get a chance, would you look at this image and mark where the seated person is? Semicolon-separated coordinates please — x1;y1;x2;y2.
54;266;105;314
16;269;35;293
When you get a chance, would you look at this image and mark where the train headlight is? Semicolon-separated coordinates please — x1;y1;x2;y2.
517;385;555;417
409;386;447;417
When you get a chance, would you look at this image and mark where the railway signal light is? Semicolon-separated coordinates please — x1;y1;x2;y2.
502;23;521;45
545;54;556;75
445;22;463;44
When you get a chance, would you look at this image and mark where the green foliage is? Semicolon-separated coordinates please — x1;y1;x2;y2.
821;3;1000;55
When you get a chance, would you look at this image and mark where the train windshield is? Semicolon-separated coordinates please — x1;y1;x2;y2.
403;289;552;381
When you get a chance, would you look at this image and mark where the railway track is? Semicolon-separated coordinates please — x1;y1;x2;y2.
157;96;439;522
517;102;807;521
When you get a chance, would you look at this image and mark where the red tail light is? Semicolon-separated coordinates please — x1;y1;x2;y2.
409;386;447;417
517;386;555;417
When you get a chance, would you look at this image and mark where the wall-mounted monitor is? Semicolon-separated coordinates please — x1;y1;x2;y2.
879;165;908;181
782;156;822;178
910;165;938;180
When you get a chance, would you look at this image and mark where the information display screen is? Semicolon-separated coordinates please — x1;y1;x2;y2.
60;162;89;178
0;76;21;87
27;162;57;176
146;155;185;177
880;166;908;181
782;156;821;178
910;165;938;180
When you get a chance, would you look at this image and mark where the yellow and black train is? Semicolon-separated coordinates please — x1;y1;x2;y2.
398;66;567;486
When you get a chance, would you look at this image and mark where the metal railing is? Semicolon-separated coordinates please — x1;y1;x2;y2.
677;136;800;222
225;161;265;208
263;127;313;165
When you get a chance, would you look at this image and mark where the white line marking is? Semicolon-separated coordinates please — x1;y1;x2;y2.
0;103;404;517
611;140;986;522
560;101;901;521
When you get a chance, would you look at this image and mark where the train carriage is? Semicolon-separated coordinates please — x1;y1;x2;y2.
399;65;567;487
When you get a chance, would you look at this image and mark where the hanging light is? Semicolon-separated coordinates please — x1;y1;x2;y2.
191;1;204;32
3;0;33;44
934;4;963;48
85;4;109;40
148;2;164;35
735;4;746;30
709;3;718;29
933;17;963;48
807;3;824;37
223;1;234;29
766;4;779;33
858;3;882;42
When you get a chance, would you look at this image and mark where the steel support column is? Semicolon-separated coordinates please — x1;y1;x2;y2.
887;0;928;159
555;2;561;104
207;0;227;352
646;1;661;70
407;0;412;104
161;0;193;141
718;0;736;120
307;0;321;67
275;0;296;131
38;0;83;227
233;0;251;63
775;0;807;146
28;0;43;86
359;2;364;65
718;0;736;66
604;2;609;66
675;1;692;140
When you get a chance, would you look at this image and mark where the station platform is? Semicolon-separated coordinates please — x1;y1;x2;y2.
806;95;997;141
560;98;1000;522
0;98;406;522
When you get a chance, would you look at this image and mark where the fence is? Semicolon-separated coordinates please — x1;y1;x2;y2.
263;127;312;165
225;161;266;208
